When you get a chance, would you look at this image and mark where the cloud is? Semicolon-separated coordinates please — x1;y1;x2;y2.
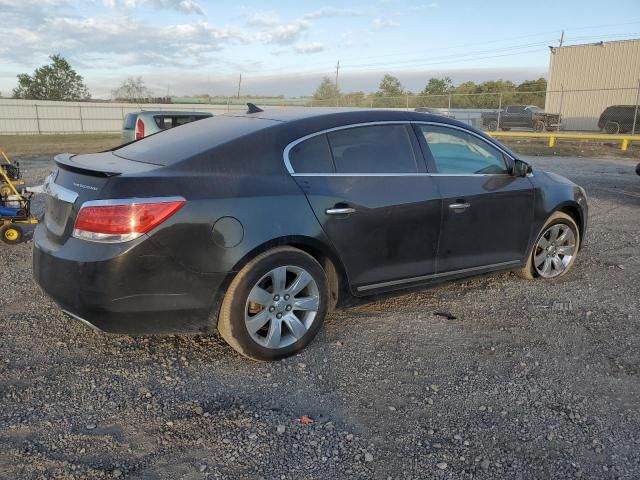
293;42;325;54
302;8;366;20
372;18;400;29
246;13;311;45
103;0;205;15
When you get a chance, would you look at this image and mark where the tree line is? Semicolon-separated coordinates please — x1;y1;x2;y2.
8;55;548;110
313;74;548;109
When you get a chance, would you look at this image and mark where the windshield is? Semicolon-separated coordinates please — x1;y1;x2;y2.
525;106;543;113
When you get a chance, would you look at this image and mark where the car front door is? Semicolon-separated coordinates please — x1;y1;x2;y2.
287;123;442;292
414;123;534;273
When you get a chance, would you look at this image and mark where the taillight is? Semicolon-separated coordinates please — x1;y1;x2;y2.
135;118;145;139
72;198;185;243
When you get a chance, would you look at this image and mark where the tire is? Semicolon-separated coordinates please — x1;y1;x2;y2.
517;212;580;280
534;120;546;132
500;127;511;131
1;224;24;245
0;184;11;197
218;246;329;361
636;163;640;176
604;121;621;134
487;120;498;131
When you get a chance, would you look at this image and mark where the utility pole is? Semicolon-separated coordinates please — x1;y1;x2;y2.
335;60;340;90
559;30;564;47
237;74;242;99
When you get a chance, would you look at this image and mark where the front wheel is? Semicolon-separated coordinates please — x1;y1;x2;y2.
487;120;498;131
218;247;329;361
517;212;580;280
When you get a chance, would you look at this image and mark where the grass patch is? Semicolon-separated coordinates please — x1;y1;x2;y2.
0;134;121;157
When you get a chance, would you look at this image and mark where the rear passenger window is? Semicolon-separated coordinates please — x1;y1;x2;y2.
289;134;335;174
327;125;417;173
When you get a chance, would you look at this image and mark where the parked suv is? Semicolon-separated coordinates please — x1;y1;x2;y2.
598;105;639;134
121;110;212;143
34;108;588;360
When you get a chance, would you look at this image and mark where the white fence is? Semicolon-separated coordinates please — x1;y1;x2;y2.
0;100;241;135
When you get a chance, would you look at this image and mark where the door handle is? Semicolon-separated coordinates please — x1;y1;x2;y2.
449;202;470;211
326;207;356;215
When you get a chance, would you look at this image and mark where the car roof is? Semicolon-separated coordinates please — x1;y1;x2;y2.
222;107;469;127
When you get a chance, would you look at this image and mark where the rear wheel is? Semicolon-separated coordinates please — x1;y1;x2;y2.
218;247;329;361
534;120;546;132
1;224;24;245
604;121;621;134
487;120;498;131
517;212;580;280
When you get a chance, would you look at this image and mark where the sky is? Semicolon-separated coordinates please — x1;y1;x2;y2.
0;0;639;99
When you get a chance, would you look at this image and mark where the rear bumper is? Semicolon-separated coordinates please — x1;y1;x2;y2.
33;225;227;335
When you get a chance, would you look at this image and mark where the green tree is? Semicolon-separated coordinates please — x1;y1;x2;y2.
515;78;547;107
376;74;404;97
313;76;340;101
516;78;547;93
12;54;90;100
420;77;453;96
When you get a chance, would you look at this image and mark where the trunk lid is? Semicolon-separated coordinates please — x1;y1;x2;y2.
43;152;162;244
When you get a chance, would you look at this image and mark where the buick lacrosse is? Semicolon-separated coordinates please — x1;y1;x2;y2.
34;107;588;360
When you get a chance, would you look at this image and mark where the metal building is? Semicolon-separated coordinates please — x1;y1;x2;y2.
545;39;640;131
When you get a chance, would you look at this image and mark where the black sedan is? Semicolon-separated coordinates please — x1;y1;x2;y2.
33;107;588;360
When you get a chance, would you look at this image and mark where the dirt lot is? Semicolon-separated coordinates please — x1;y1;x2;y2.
1;153;639;479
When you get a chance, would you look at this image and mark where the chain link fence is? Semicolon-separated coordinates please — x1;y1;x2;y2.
309;86;640;134
0;86;638;135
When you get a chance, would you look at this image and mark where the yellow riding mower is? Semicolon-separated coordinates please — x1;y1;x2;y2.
0;152;38;245
1;151;25;197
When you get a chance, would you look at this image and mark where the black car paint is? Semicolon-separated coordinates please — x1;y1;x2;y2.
33;109;588;334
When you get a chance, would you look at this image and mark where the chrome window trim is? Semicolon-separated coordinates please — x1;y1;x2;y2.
282;120;516;177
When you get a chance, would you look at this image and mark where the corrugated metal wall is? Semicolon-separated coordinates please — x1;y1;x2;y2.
545;39;640;131
0;100;239;134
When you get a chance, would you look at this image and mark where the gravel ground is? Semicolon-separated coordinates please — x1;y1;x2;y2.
1;154;639;479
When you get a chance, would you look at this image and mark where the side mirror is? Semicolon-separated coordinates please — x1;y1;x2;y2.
512;159;532;177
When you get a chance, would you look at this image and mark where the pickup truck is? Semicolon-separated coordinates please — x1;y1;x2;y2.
481;105;561;132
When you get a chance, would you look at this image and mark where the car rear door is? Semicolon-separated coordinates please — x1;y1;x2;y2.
287;123;442;293
414;123;534;273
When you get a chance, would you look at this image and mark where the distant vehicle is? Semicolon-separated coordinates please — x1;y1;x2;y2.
598;105;639;134
34;107;588;360
482;105;561;132
414;107;453;118
121;111;213;143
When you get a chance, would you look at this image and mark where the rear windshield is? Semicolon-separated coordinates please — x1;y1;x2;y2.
153;115;211;130
123;113;138;130
114;115;277;166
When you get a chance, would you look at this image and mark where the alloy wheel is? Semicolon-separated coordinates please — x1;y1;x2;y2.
533;223;576;278
244;265;320;349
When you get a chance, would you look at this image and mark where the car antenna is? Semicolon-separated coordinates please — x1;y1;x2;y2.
246;103;264;114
